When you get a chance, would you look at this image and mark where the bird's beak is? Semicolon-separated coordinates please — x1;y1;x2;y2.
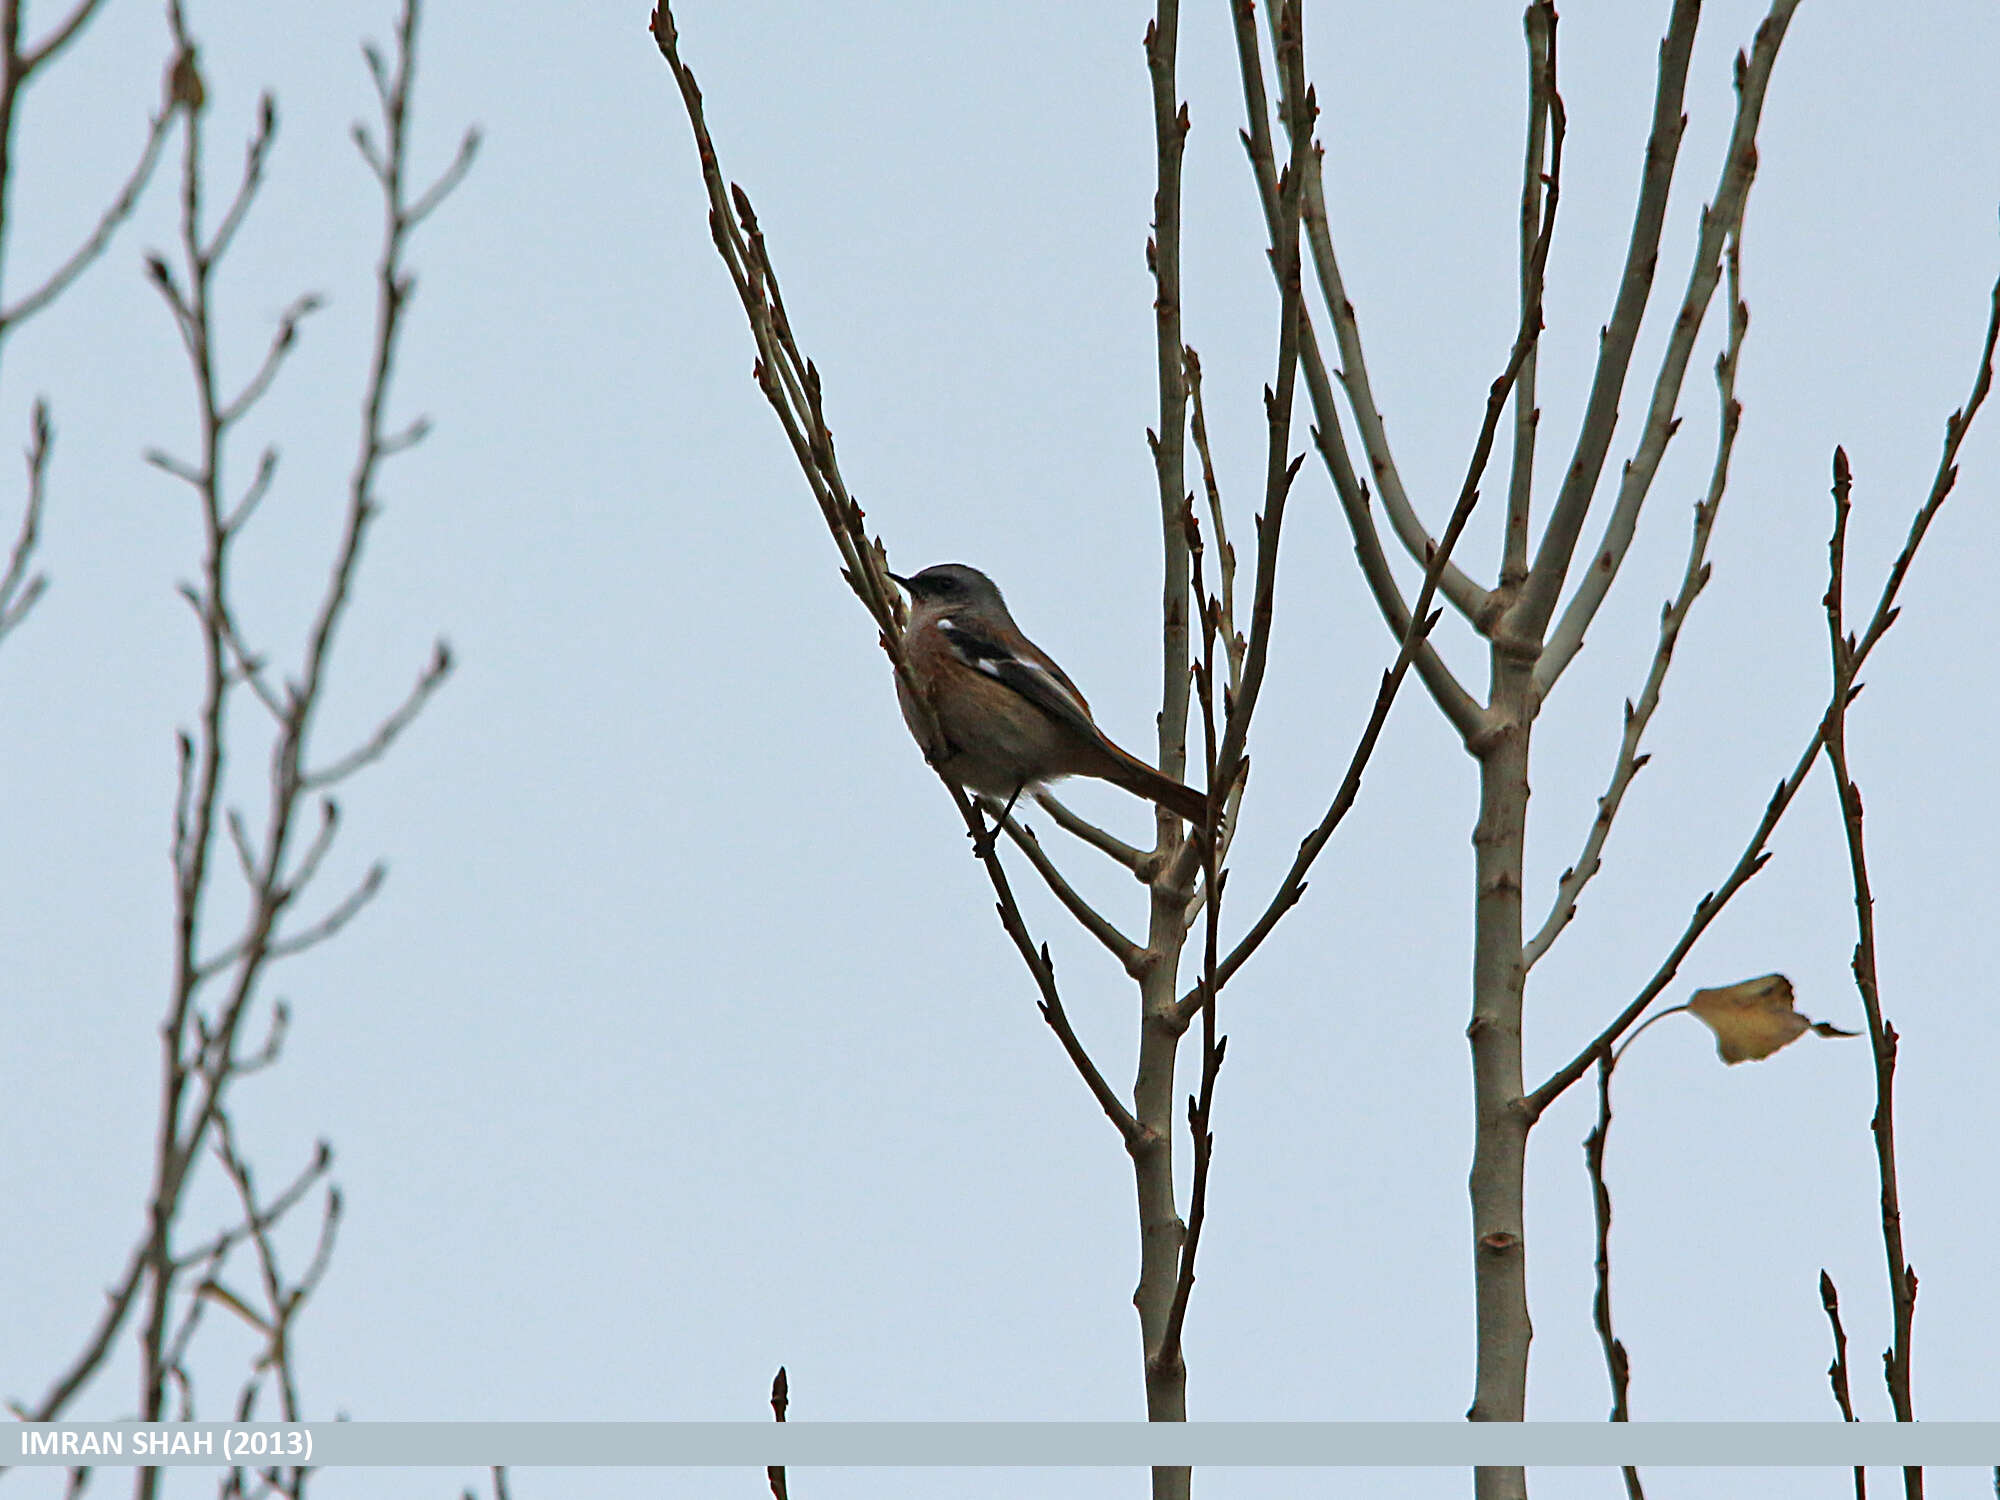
888;571;913;591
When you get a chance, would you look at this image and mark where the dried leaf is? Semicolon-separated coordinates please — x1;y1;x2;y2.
195;1279;271;1336
1685;973;1853;1064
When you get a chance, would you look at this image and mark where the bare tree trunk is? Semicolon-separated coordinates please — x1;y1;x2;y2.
1468;650;1534;1500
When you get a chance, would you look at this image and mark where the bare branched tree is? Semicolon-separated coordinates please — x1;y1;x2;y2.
1224;5;1996;1496
6;5;475;1491
653;1;1994;1496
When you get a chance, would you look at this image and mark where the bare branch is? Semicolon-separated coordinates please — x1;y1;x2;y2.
647;5;1148;1164
1823;447;1921;1475
1319;411;1487;742
649;5;900;647
1031;789;1145;873
1298;129;1491;624
144;446;204;488
1503;3;1554;589
377;414;432;456
223;447;280;538
350;121;384;182
1183;348;1244;696
0;399;51;643
0;91;170;334
228;998;292;1077
12;1237;150;1421
1850;275;2000;667
16;0;106;74
217;293;322;428
284;799;341;900
286;0;466;824
225;807;258;888
998;885;1141;1144
263;862;384;961
1819;1271;1868;1500
402;125;480;229
994;808;1142;972
1139;1;1196;853
1160;511;1229;1379
213;1109;342;1441
765;1368;788;1500
202;93;275;273
171;1139;331;1273
1203;0;1313;830
1585;1057;1646;1500
302;638;452;789
1526;224;1749;969
175;579;284;720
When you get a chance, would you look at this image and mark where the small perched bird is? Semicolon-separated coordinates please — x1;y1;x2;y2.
891;563;1209;827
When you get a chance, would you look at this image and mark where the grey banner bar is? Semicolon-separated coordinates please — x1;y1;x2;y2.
11;1423;2000;1468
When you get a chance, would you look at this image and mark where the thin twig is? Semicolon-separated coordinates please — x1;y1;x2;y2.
650;6;903;659
1824;447;1920;1499
1526;224;1750;969
1031;789;1146;874
766;1367;788;1500
261;864;385;960
1159;491;1228;1377
201;93;275;275
0;398;50;643
1584;1056;1644;1500
217;292;321;428
1820;1270;1867;1500
1502;3;1554;590
1183;348;1243;697
1284;4;1490;625
996;811;1142;972
0;98;171;336
1191;0;1314;888
17;0;107;75
301;638;453;789
649;2;1140;1153
223;447;280;542
402;125;479;230
1140;0;1195;838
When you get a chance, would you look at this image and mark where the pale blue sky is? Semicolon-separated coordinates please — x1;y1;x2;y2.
3;2;1997;1497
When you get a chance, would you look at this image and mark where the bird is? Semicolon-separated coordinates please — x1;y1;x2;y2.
890;563;1209;829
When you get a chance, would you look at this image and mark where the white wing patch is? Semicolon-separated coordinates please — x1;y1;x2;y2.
936;615;1095;733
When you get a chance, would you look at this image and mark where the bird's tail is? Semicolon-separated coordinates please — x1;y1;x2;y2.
1093;739;1212;827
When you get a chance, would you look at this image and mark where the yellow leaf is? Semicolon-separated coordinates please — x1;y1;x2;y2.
1684;973;1853;1065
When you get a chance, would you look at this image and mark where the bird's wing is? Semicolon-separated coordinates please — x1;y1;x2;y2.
937;615;1101;744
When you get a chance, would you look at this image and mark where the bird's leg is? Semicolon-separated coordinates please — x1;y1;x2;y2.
970;782;1027;859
